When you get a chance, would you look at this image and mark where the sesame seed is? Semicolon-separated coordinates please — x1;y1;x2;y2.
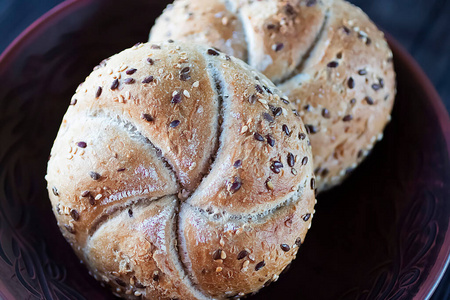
321;168;329;176
267;23;276;30
301;156;308;165
117;168;126;172
254;132;265;142
81;190;90;197
281;98;290;105
221;251;227;260
379;78;384;88
142;76;154;83
266;179;274;190
366;37;372;45
291;168;297;175
287;153;295;167
350;98;356;104
348;77;355;89
216;267;223;273
207;48;220;56
169;120;180;128
322;108;330;118
298;133;306;140
126;68;137;75
192;81;199;88
237;250;249;260
342;26;351;34
151;44;161;49
282;124;290;136
327;61;339;68
343;115;353;122
95;86;102;98
267;135;275;147
171;93;182;104
225;55;231;60
255;261;265;271
141;113;154;122
183;90;190;98
358;69;367;75
233;160;242;168
305;124;317;134
95;194;102;200
147;58;154;65
110;79;119;90
89;171;101;180
167;39;174;43
128;209;133;217
310;178;315;189
306;0;317;6
303;213;311;221
263;112;274;122
280;244;290;252
70;209;79;221
272;43;284;52
70;98;77;105
365;96;374;105
295;237;302;246
52;186;59;196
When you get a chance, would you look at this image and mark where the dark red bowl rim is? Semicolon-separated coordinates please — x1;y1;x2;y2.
0;0;449;299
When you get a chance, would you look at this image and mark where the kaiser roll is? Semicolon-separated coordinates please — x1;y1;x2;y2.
46;41;316;299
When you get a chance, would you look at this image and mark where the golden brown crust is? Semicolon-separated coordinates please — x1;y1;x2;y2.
150;0;396;192
46;41;315;299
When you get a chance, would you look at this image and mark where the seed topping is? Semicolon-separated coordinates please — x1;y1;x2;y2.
207;48;220;56
287;153;295;167
255;261;266;271
267;134;275;147
237;250;249;260
70;209;79;221
95;86;102;98
110;79;119;90
142;113;154;122
280;244;290;252
142;76;154;83
254;132;265;142
169;120;180;128
89;171;101;180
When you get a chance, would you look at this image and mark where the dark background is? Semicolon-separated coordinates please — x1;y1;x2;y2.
0;0;448;299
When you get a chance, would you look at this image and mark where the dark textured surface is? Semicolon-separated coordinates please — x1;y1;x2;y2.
0;0;449;299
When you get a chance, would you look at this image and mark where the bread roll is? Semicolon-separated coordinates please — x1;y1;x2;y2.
46;41;315;299
150;0;396;191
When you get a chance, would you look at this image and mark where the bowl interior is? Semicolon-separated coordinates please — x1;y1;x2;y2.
0;0;449;299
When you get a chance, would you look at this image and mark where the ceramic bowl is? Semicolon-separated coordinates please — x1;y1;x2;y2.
0;0;449;299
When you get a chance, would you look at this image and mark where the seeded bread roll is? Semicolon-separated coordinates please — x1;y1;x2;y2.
46;41;315;299
150;0;396;191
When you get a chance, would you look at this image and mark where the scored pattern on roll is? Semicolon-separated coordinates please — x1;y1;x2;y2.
150;0;396;192
46;41;315;299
